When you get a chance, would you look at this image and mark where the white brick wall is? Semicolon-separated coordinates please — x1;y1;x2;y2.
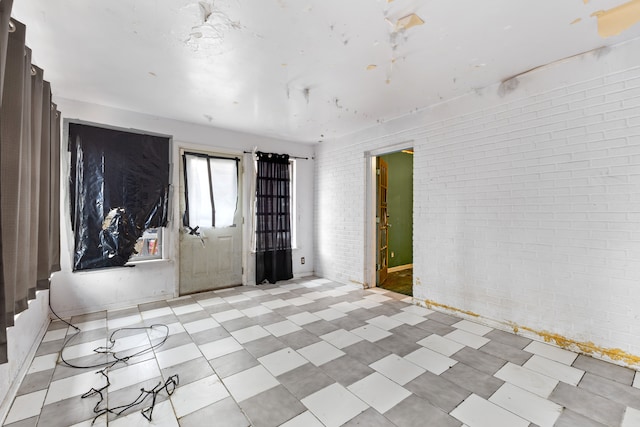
315;38;640;360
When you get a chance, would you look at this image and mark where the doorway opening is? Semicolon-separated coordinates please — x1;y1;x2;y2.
365;144;414;297
377;150;413;296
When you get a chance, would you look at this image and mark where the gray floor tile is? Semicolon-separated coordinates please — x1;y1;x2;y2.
452;347;506;376
392;324;431;343
176;310;210;324
107;306;141;319
16;370;53;396
384;394;462;427
137;300;169;311
34;339;65;357
374;334;421;357
70;311;106;323
52;353;109;381
480;340;533;366
550;381;626;426
47;320;71;331
331;315;367;331
348;308;381;322
161;356;214;387
38;394;100;427
321;355;375;386
219;316;256;332
342;340;391;365
190;326;231;345
484;328;531;349
426;312;461;325
553;408;607;427
208;349;259;379
178;396;250;427
277;329;321;350
367;304;403;317
303;319;339;336
243;335;287;358
106;376;169;421
573;354;636;385
161;332;195;351
440;362;504;399
142;313;179;327
415;319;456;336
341;408;395;427
578;372;640;409
270;305;303;317
239;385;305;427
405;371;471;413
5;416;37;427
278;364;336;399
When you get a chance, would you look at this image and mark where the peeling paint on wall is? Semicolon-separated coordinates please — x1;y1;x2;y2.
396;13;424;31
591;0;640;38
497;76;519;97
423;299;480;317
366;64;377;70
570;17;582;25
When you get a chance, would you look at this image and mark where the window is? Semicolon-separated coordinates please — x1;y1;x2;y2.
68;123;170;271
183;152;239;230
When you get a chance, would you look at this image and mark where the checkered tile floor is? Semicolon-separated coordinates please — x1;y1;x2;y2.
4;277;640;426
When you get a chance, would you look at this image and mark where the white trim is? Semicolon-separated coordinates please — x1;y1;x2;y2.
388;264;413;273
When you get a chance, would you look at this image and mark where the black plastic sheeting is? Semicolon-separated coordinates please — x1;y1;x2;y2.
69;123;170;271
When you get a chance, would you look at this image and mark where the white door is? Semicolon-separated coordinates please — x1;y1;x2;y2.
179;151;243;294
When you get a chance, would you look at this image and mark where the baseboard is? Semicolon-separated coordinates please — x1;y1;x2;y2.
388;264;413;273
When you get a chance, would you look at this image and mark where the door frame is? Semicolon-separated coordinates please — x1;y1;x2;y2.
364;141;413;289
172;141;246;296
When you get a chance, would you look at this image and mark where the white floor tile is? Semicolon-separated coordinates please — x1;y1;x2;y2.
70;415;107;427
265;288;290;295
140;306;173;320
109;399;177;427
281;283;304;290
287;296;315;306
264;320;303;337
211;309;244;323
353;299;381;309
196;297;225;307
262;298;291;309
370;354;425;385
107;314;142;329
366;315;403;331
230;325;270;344
109;358;161;392
523;355;585;386
110;332;151;352
28;353;58;374
44;370;107;404
222;365;279;402
489;383;563;427
310;278;332;285
171;375;229;418
404;347;457;375
523;341;578;365
243;289;267;298
287;311;322;326
280;410;324;427
223;294;251;304
402;305;434;316
155;343;202;369
350;325;392;342
151;322;184;337
451;394;529;427
364;293;392;303
494;362;558;398
329;302;360;313
199;336;243;360
61;338;107;360
417;334;465;357
622;407;640;427
42;328;67;343
444;329;490;349
73;319;107;332
453;320;493;336
634;372;640;389
183;317;220;335
259;347;308;376
302;383;368;427
335;284;361;293
4;389;47;424
390;311;427;326
321;329;363;349
348;372;411;413
303;291;329;300
298;341;345;366
241;305;273;318
325;290;347;298
314;308;347;321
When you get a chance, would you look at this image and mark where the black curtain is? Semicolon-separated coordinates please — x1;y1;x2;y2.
255;152;293;284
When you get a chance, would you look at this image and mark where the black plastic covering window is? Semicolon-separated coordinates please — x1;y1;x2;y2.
69;123;170;271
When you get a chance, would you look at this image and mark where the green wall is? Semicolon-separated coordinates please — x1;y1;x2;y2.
381;151;413;268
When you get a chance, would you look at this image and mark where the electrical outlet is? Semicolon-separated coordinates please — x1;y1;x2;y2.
391;252;395;258
301;257;305;264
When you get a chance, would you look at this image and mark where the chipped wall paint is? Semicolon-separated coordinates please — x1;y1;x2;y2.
591;0;640;38
570;17;582;25
396;13;424;31
417;298;640;369
366;64;377;70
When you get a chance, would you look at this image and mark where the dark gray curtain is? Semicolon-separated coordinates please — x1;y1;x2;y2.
0;11;61;363
255;152;293;284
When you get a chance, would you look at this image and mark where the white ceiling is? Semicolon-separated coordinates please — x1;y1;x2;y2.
11;0;640;143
